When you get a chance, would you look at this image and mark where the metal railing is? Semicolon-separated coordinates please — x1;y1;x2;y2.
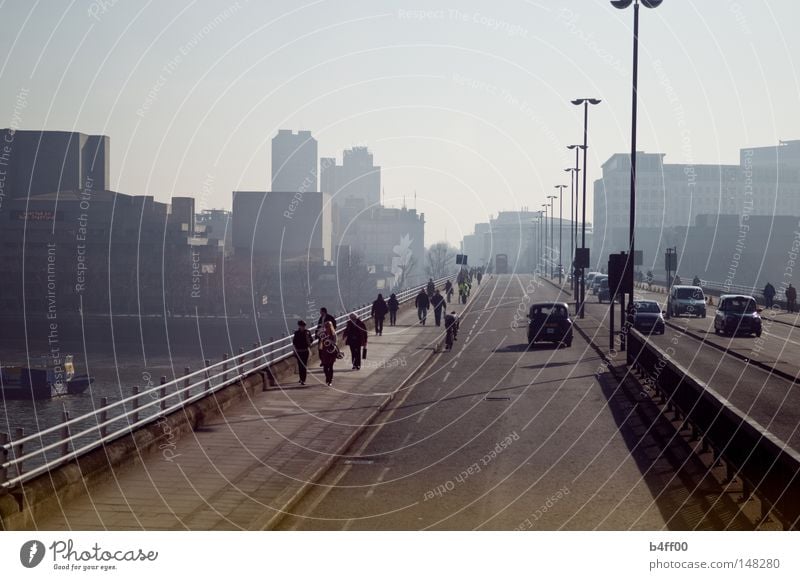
1;275;456;491
627;329;800;529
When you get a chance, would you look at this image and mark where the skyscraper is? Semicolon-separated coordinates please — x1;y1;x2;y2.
270;130;318;192
320;146;380;209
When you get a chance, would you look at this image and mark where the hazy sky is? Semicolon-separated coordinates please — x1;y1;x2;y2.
1;0;798;245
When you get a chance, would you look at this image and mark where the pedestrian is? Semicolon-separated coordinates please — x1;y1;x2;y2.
459;282;467;304
415;288;430;325
343;313;367;370
692;275;701;286
316;307;337;339
445;280;454;302
444;310;459;350
371;293;389;335
764;282;776;308
787;284;797;313
476;271;483;285
318;320;339;386
431;289;446;326
426;278;435;298
387;293;399;326
292;320;313;385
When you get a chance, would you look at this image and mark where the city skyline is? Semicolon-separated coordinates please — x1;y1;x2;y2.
1;1;798;243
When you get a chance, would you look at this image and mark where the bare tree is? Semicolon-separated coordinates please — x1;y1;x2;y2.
425;242;456;279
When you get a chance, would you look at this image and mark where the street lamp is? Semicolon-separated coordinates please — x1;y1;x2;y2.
555;185;568;285
547;195;557;278
571;98;601;318
541;204;548;274
566;143;586;299
611;0;662;309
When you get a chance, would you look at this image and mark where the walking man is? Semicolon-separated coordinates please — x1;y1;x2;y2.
764;282;776;308
431;289;446;326
415;288;430;325
292;320;313;385
371;293;389;336
316;307;337;339
787;284;797;313
387;293;399;326
343;313;367;370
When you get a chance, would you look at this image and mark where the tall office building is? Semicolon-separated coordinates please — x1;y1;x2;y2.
320;146;381;209
0;129;109;199
270;130;318;192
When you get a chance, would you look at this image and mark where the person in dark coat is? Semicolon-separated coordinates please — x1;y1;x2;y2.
444;311;459;350
316;307;337;339
426;278;435;297
371;294;389;335
387;293;400;326
430;289;446;326
764;282;776;308
318;320;339;385
292;320;313;385
787;284;797;313
343;313;368;370
415;289;430;325
444;280;453;302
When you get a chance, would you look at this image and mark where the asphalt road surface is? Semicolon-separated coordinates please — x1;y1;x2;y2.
278;275;752;531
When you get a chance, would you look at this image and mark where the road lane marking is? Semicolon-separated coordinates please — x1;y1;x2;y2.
443;371;451;382
365;466;391;499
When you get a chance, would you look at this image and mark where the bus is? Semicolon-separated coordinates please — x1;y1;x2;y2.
495;254;509;274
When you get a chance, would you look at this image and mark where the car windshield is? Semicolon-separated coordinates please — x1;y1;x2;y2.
530;304;568;319
723;297;757;313
634;302;660;313
676;288;703;300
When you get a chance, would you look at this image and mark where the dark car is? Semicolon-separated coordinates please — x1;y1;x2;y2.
527;302;573;347
714;294;762;337
632;300;665;334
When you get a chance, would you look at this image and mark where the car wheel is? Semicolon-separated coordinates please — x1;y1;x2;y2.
701;312;706;319
755;329;762;337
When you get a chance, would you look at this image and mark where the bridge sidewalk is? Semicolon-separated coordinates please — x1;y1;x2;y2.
32;298;469;531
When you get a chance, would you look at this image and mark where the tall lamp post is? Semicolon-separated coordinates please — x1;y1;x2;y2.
540;205;548;274
571;98;601;318
547;195;557;278
611;0;662;319
566;143;585;299
555;185;568;285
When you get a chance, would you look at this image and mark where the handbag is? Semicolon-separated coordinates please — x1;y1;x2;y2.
362;347;367;359
335;346;345;359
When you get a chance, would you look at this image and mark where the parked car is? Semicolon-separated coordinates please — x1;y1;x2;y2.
667;285;706;318
632;300;665;334
527;302;573;347
585;272;602;289
714;295;762;337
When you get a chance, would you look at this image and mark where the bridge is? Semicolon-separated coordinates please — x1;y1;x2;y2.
2;273;798;530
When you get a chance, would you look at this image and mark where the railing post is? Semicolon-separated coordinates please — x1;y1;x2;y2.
159;376;167;411
252;342;259;370
269;336;274;366
14;427;24;477
100;397;108;437
132;386;140;424
222;353;229;383
183;366;191;402
60;407;70;458
204;359;211;391
0;432;7;484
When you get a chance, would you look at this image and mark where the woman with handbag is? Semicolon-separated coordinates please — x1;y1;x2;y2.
343;313;368;370
318;320;340;386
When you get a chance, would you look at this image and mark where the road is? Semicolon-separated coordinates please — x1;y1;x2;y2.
278;274;752;531
578;286;800;450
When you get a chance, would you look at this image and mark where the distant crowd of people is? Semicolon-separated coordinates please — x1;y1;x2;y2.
290;272;476;387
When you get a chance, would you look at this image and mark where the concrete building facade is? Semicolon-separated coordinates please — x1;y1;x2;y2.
270;130;318;193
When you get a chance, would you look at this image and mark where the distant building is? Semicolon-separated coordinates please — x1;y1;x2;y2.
231;190;331;264
0;129;109;200
593;140;800;272
337;205;425;289
461;222;490;267
196;209;233;256
321;146;381;210
270;130;318;193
